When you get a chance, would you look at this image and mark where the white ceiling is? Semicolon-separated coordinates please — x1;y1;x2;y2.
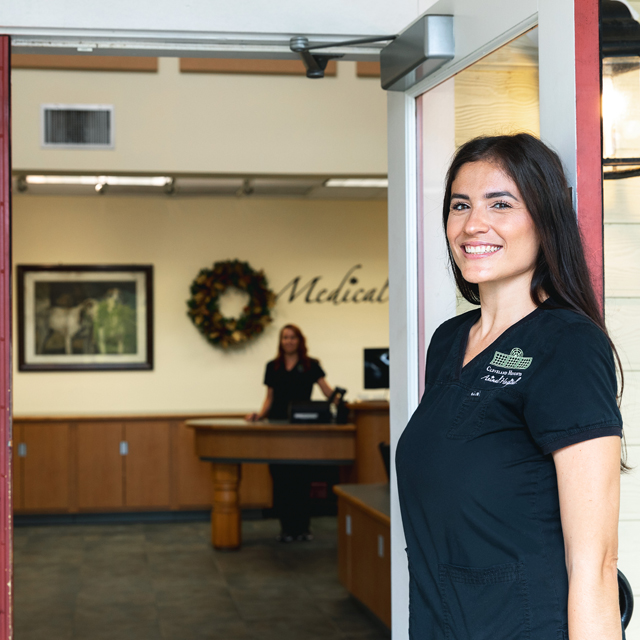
4;0;423;60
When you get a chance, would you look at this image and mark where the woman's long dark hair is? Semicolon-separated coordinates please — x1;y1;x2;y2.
443;133;628;470
274;324;312;371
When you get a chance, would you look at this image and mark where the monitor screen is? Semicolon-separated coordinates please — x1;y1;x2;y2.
364;348;390;389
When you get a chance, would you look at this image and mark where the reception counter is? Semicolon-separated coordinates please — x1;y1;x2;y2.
11;402;388;520
186;418;357;549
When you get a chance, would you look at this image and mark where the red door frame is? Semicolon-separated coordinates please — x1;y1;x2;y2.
575;0;605;309
0;34;12;640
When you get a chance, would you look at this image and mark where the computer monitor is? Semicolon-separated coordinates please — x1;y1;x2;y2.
364;348;390;389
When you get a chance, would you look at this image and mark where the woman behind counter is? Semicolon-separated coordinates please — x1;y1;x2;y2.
247;324;334;542
396;133;626;640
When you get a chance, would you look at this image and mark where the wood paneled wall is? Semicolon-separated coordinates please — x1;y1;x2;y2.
453;40;539;149
12;404;389;515
356;62;380;78
11;54;158;72
12;415;273;514
11;55;380;79
179;58;337;76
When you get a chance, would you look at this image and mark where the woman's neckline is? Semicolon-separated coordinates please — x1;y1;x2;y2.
458;303;546;376
283;356;299;372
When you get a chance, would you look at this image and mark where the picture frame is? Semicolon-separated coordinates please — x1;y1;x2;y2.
17;265;154;372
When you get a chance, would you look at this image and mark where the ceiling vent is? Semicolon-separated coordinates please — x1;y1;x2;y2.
41;104;114;149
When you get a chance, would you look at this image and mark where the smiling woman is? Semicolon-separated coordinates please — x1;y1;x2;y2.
446;160;540;301
396;134;628;640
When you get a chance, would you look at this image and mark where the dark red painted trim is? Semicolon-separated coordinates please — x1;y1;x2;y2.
0;35;12;640
575;0;604;310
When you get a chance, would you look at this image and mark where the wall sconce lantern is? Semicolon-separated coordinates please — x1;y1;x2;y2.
601;0;640;179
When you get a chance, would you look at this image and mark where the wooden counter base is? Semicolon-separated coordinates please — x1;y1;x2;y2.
211;464;241;549
187;418;357;549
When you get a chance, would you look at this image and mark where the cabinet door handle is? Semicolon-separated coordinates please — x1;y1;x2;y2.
346;514;352;536
377;534;385;558
17;443;27;457
119;441;128;455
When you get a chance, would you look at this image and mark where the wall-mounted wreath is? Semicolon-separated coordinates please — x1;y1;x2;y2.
187;260;275;348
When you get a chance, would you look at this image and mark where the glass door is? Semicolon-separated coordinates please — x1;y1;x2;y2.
387;2;603;637
416;29;540;392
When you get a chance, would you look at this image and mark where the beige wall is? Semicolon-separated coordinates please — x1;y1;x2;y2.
12;194;389;415
12;58;387;176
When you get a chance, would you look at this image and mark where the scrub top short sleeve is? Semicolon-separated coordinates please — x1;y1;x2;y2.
264;361;276;387
396;305;624;640
523;322;623;454
309;359;326;382
263;358;327;420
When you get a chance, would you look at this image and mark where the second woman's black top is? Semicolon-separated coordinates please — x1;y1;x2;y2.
264;358;325;420
395;304;623;640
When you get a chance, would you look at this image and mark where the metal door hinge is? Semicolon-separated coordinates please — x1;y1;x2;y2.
119;441;128;455
17;443;26;457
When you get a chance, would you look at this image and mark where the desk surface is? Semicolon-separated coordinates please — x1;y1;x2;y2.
334;483;390;523
186;418;357;464
186;418;355;432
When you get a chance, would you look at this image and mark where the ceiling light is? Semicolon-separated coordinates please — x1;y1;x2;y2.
26;175;100;185
324;178;388;188
25;175;172;187
103;176;171;187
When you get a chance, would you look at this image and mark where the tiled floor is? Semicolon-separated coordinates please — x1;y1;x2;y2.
13;517;390;640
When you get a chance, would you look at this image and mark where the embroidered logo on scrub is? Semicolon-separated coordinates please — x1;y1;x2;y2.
481;348;533;386
489;347;532;370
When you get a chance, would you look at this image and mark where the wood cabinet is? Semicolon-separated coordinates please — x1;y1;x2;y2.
238;463;272;508
173;421;212;508
11;409;387;515
12;414;250;514
125;421;171;508
335;483;391;628
12;423;22;511
77;422;123;510
13;422;71;512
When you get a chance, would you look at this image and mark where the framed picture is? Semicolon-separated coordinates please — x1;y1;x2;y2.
17;265;153;372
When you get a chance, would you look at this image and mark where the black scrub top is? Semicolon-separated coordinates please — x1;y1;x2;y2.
396;304;623;640
264;358;325;420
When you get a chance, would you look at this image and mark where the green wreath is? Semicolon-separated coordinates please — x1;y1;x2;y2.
187;259;275;348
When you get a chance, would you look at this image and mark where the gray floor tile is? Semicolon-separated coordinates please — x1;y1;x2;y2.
149;574;227;593
73;623;162;640
13;517;389;640
244;616;339;639
76;583;156;607
155;585;233;609
74;602;158;621
159;617;250;640
13;621;74;640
